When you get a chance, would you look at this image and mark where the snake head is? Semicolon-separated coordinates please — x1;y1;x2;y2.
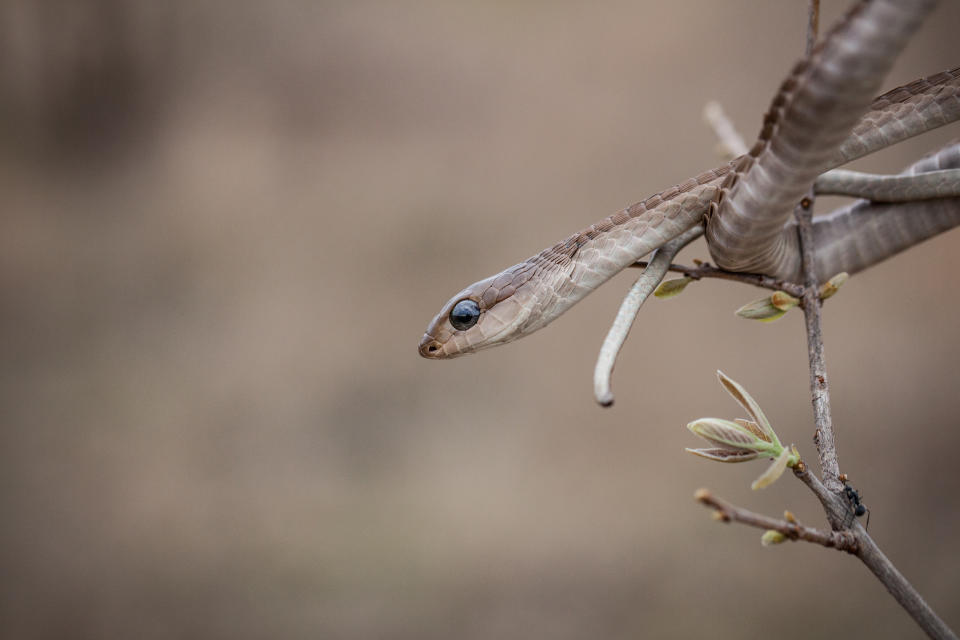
418;262;541;359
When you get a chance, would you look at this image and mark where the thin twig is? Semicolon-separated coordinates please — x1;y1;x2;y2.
806;0;820;56
703;100;749;159
701;478;957;639
594;226;702;406
794;196;842;493
811;459;960;637
857;532;959;640
694;488;856;551
797;195;960;638
630;259;806;298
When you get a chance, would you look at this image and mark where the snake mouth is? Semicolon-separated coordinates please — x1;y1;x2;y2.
418;335;443;359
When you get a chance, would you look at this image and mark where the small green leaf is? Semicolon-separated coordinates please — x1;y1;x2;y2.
761;530;787;546
819;272;849;300
717;371;778;446
654;277;693;299
685;447;760;463
751;446;791;490
734;419;771;443
735;297;787;321
786;444;801;468
770;291;800;311
687;418;776;454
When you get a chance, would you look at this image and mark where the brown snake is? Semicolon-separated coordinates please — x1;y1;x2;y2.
419;0;959;360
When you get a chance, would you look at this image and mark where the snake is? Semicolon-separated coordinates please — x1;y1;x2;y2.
419;0;960;360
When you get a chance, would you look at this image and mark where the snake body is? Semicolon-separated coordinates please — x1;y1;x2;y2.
419;0;960;360
707;0;939;275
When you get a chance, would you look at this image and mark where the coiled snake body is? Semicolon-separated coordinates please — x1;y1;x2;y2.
419;0;960;360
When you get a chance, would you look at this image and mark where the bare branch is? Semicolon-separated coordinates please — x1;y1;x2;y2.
794;201;960;637
700;473;957;639
857;532;959;640
795;195;843;493
806;0;820;56
594;226;702;406
694;488;856;551
703;100;748;159
630;259;805;298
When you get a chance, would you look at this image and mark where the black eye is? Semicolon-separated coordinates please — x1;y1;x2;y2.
449;299;480;331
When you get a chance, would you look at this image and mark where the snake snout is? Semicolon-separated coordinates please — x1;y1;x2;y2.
418;335;443;358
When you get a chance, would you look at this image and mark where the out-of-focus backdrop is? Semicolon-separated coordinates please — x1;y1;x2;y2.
1;1;958;638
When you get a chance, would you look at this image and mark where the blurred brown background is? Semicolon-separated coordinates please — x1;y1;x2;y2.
1;1;958;638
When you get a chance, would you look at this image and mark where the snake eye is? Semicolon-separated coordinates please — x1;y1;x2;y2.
449;299;480;331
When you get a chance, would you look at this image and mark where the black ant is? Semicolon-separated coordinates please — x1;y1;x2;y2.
843;483;870;529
